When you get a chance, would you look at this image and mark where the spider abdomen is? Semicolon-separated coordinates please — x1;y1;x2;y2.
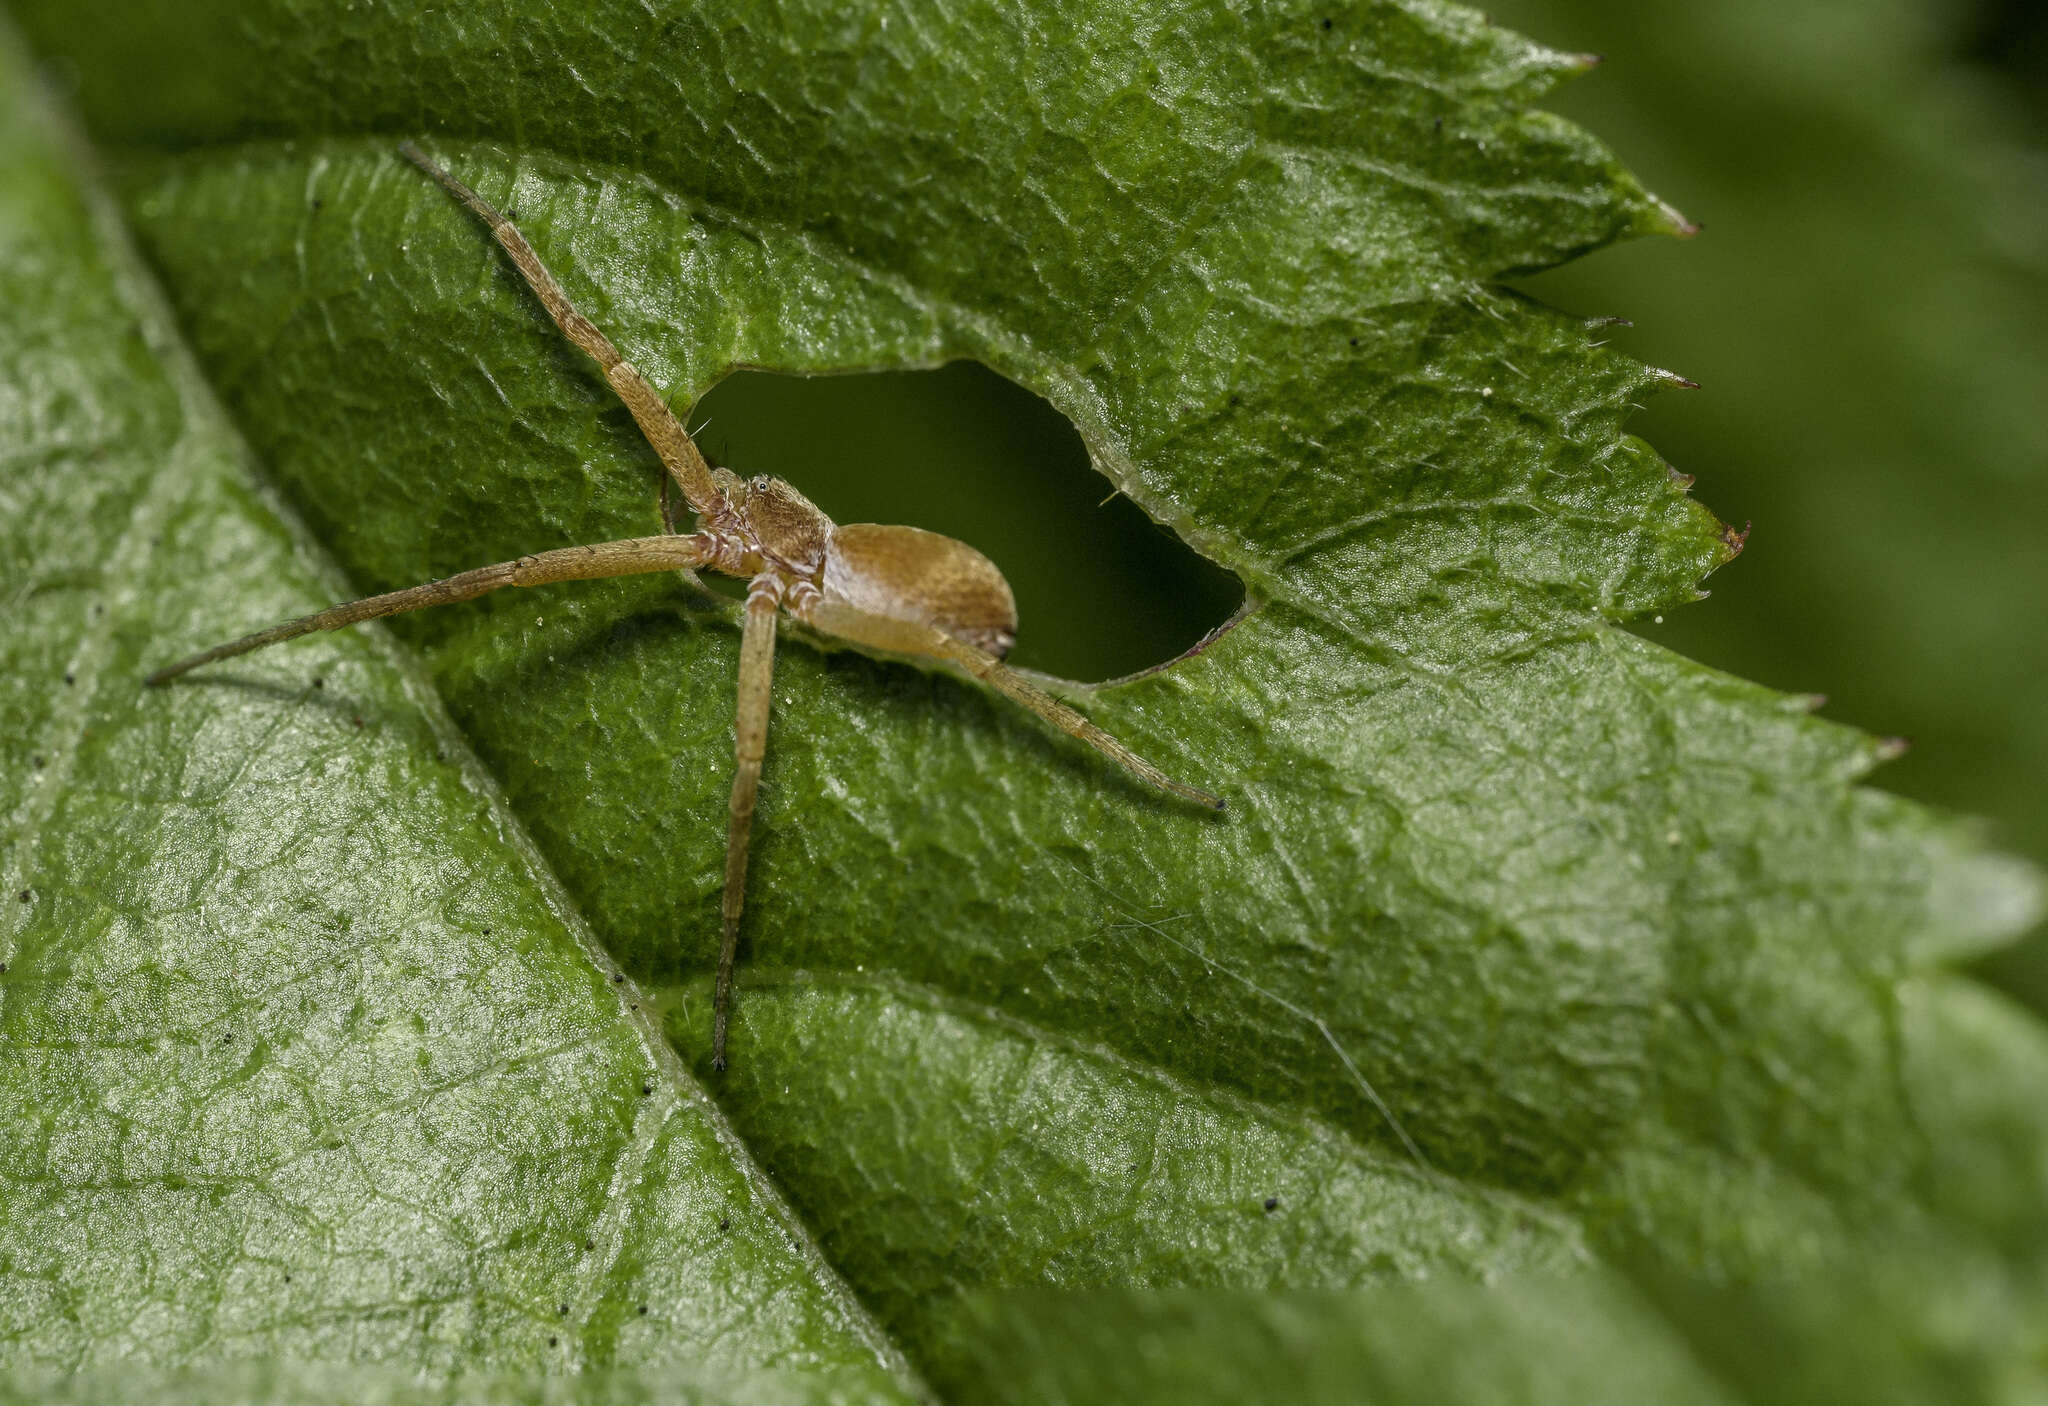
821;523;1019;659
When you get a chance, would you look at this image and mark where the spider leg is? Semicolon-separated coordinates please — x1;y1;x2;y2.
398;143;731;528
147;534;717;684
659;470;684;536
799;598;1224;811
712;573;783;1070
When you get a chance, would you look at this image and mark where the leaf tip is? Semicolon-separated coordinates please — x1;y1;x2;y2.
1647;196;1701;239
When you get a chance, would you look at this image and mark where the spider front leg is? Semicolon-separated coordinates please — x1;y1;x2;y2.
712;573;783;1071
146;535;719;683
399;142;734;530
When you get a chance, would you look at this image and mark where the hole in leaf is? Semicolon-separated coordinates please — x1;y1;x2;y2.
691;361;1242;681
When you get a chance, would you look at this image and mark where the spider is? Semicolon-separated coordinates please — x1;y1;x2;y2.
148;143;1224;1070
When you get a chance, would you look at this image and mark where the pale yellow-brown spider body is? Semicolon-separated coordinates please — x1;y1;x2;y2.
148;144;1222;1068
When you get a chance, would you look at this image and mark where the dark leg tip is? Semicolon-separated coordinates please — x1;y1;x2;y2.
711;1054;727;1073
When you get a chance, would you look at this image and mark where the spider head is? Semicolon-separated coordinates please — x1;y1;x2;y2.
742;475;833;576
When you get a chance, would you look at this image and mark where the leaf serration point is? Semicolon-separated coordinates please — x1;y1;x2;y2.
1649;197;1700;238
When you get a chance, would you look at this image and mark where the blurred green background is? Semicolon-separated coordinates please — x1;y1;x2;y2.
702;0;2048;1009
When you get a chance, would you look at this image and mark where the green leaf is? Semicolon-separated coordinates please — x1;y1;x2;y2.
0;24;910;1399
938;1279;1741;1405
0;1363;886;1406
2;0;2044;1400
1486;0;2048;1010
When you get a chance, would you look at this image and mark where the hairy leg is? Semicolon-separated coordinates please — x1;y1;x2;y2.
148;534;716;683
712;573;783;1070
799;598;1223;811
398;143;732;529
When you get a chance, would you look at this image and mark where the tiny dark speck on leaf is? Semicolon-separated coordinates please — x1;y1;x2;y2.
16;891;28;903
351;716;364;728
548;1336;558;1347
1;963;9;974
640;1083;652;1096
718;1216;730;1232
612;972;624;983
1263;1197;1279;1212
311;198;322;211
63;673;74;685
312;677;324;689
32;756;44;768
1320;16;1333;29
558;1303;569;1315
283;1274;291;1282
638;1304;648;1315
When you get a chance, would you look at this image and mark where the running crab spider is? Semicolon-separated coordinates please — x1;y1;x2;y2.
147;143;1224;1069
